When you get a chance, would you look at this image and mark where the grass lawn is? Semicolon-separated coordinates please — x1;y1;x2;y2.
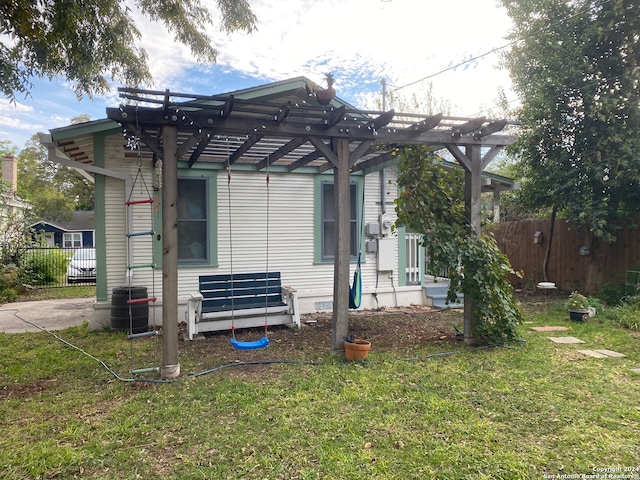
0;294;638;479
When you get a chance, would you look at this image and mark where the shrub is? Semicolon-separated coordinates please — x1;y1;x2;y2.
597;281;625;306
0;265;21;303
601;303;640;331
21;248;69;286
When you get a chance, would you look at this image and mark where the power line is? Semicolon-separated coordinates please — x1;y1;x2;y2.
389;0;615;94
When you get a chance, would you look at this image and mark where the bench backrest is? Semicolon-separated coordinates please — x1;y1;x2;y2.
199;272;284;313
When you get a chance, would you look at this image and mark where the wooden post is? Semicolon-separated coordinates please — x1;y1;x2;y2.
463;145;482;344
161;125;180;378
331;138;351;352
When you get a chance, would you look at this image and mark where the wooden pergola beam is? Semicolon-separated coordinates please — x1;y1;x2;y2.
227;134;264;166
287;149;323;172
410;113;443;132
256;137;306;170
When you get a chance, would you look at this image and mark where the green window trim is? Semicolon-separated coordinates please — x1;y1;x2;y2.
313;174;364;264
153;170;218;268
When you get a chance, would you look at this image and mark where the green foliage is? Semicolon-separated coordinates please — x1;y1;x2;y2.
395;145;525;343
500;0;640;241
0;0;257;101
596;280;626;306
17;136;92;219
566;291;589;311
601;303;640;331
21;248;69;286
0;265;21;303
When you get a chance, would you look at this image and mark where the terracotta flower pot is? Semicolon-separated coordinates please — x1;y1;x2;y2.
344;339;371;361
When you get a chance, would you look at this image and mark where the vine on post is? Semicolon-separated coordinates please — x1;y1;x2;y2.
394;145;524;344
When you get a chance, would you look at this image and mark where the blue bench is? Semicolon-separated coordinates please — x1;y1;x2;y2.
187;272;300;340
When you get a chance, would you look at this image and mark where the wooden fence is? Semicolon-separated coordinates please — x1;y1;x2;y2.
490;217;640;294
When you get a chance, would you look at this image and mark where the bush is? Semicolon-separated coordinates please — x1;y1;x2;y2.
597;281;625;306
21;248;69;286
0;265;21;303
601;303;640;331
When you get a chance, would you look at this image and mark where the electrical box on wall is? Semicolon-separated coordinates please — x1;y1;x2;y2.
365;239;378;253
377;238;395;271
379;214;392;235
365;222;380;237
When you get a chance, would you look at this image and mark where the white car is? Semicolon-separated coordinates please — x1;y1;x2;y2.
67;248;96;283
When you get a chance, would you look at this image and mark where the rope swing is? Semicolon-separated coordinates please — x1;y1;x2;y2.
227;160;270;350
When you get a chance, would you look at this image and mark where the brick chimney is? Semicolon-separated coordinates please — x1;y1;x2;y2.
2;154;18;193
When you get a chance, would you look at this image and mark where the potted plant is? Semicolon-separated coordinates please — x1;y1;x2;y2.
343;335;371;361
566;291;589;322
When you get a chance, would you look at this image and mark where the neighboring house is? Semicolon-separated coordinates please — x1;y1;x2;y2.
1;154;31;245
30;211;96;248
41;77;516;331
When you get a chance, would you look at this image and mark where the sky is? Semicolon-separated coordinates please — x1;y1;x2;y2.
0;0;517;150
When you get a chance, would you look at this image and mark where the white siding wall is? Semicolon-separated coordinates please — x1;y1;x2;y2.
103;137;161;297
97;138;423;326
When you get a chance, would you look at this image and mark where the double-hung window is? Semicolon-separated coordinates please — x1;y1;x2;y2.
63;232;82;248
177;177;209;263
319;180;359;262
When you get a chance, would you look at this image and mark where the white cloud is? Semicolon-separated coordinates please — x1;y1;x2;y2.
3;0;516;147
132;0;514;113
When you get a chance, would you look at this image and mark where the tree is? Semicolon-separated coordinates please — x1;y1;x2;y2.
0;0;257;101
500;0;640;290
17;136;93;221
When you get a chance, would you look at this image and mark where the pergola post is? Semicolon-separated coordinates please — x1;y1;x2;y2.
160;125;180;379
463;144;482;343
331;138;351;353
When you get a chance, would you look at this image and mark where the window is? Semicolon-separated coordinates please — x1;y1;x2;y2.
177;178;208;263
320;181;359;261
63;232;82;248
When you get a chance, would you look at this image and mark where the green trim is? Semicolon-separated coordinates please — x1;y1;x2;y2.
50;119;121;141
93;133;108;301
313;173;364;264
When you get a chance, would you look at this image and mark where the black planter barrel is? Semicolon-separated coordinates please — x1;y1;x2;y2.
111;286;149;334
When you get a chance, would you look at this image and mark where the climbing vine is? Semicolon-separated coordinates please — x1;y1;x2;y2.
394;145;524;344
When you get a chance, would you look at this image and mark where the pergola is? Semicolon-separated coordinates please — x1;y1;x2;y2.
104;80;516;378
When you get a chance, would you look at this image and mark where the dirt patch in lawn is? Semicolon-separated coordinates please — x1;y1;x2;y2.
177;305;466;377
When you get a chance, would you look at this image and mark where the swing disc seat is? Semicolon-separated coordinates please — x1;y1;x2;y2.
230;336;270;350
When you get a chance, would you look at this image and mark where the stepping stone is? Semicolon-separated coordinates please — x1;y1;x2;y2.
531;326;570;332
594;349;626;358
547;336;585;344
577;349;626;358
577;350;609;358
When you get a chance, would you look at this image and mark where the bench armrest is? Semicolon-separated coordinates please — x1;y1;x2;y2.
186;292;204;340
281;285;301;328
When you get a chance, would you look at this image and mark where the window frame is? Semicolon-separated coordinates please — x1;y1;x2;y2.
314;175;363;264
153;170;218;268
63;232;82;248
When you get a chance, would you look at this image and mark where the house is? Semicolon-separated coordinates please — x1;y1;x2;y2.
31;211;95;248
1;154;30;245
41;77;516;354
